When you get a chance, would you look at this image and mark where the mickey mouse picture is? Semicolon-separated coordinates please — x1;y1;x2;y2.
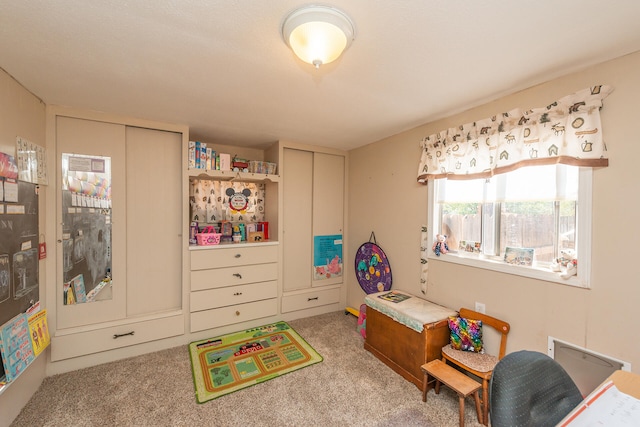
226;187;251;214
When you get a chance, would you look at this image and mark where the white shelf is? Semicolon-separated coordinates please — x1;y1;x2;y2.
187;169;280;183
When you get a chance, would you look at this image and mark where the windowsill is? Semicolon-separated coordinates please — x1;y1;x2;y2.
428;252;589;289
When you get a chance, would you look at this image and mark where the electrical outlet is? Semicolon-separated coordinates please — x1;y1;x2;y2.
475;302;486;314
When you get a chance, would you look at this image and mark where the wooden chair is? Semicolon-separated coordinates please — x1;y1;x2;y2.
439;308;510;426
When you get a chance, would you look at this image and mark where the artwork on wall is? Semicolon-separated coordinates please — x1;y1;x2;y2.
12;248;38;299
0;255;10;304
313;234;343;280
16;136;48;185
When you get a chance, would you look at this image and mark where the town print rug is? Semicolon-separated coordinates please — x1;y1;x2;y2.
188;321;323;403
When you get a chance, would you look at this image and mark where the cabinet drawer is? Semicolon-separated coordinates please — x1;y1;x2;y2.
191;244;278;270
281;287;341;313
51;313;184;361
190;298;278;332
190;280;277;312
191;263;277;291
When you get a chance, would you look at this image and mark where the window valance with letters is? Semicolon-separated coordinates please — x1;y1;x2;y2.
417;85;612;183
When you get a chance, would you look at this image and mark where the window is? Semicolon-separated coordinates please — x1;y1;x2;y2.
429;164;591;287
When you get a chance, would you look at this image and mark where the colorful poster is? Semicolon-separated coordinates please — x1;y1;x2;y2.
27;309;50;357
0;313;35;382
0;152;18;180
313;235;343;280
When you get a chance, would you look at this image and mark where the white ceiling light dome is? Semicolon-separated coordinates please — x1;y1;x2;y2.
282;5;356;69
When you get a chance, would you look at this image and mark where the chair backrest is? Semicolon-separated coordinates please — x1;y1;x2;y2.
489;350;583;427
459;308;510;359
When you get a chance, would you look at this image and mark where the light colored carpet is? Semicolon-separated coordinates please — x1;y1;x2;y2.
10;311;485;427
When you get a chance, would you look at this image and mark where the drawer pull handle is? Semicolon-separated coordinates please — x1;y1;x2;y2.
233;273;242;279
308;297;319;301
113;331;134;339
235;254;241;258
235;310;240;316
234;292;243;296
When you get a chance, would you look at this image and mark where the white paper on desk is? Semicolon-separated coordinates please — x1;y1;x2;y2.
561;381;640;426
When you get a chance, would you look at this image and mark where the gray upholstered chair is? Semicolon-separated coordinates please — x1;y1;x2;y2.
489;350;583;427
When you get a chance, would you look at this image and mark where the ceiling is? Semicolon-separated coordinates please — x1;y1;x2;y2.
2;1;640;151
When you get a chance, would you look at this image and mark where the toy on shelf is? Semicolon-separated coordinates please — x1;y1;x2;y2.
550;248;578;279
561;259;578;279
432;234;449;256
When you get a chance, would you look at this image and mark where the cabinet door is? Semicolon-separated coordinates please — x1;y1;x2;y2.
283;149;345;292
125;126;182;315
282;148;313;292
56;117;127;329
312;153;344;287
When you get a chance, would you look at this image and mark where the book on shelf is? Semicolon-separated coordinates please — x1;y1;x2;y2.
0;312;35;383
0;309;50;383
206;147;213;170
219;153;231;171
0;349;5;384
71;274;87;303
188;141;196;169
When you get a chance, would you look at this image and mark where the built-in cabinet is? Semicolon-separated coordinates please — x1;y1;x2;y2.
46;129;347;367
185;147;281;333
48;110;186;362
189;243;278;332
281;147;345;313
183;141;347;333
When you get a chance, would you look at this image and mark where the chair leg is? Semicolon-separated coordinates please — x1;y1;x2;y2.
458;395;465;427
422;372;428;402
481;379;489;426
473;391;482;425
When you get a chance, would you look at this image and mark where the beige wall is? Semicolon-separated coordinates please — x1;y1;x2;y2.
0;69;47;427
347;51;640;372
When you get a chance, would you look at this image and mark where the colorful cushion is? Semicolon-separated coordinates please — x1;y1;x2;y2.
448;316;483;353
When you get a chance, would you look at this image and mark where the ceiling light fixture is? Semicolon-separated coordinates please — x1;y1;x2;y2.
282;5;355;69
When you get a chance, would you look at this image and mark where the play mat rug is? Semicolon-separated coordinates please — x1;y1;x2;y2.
188;321;323;403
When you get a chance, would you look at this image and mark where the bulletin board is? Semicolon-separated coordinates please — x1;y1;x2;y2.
0;180;40;326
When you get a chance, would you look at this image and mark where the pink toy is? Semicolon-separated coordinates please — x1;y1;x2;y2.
327;255;341;275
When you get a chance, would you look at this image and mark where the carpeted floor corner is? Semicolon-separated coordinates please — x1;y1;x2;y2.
10;311;485;427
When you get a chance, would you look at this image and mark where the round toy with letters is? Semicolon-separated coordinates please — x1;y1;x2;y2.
354;232;392;294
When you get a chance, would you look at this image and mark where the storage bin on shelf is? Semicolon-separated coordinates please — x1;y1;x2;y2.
248;160;277;175
196;226;222;246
